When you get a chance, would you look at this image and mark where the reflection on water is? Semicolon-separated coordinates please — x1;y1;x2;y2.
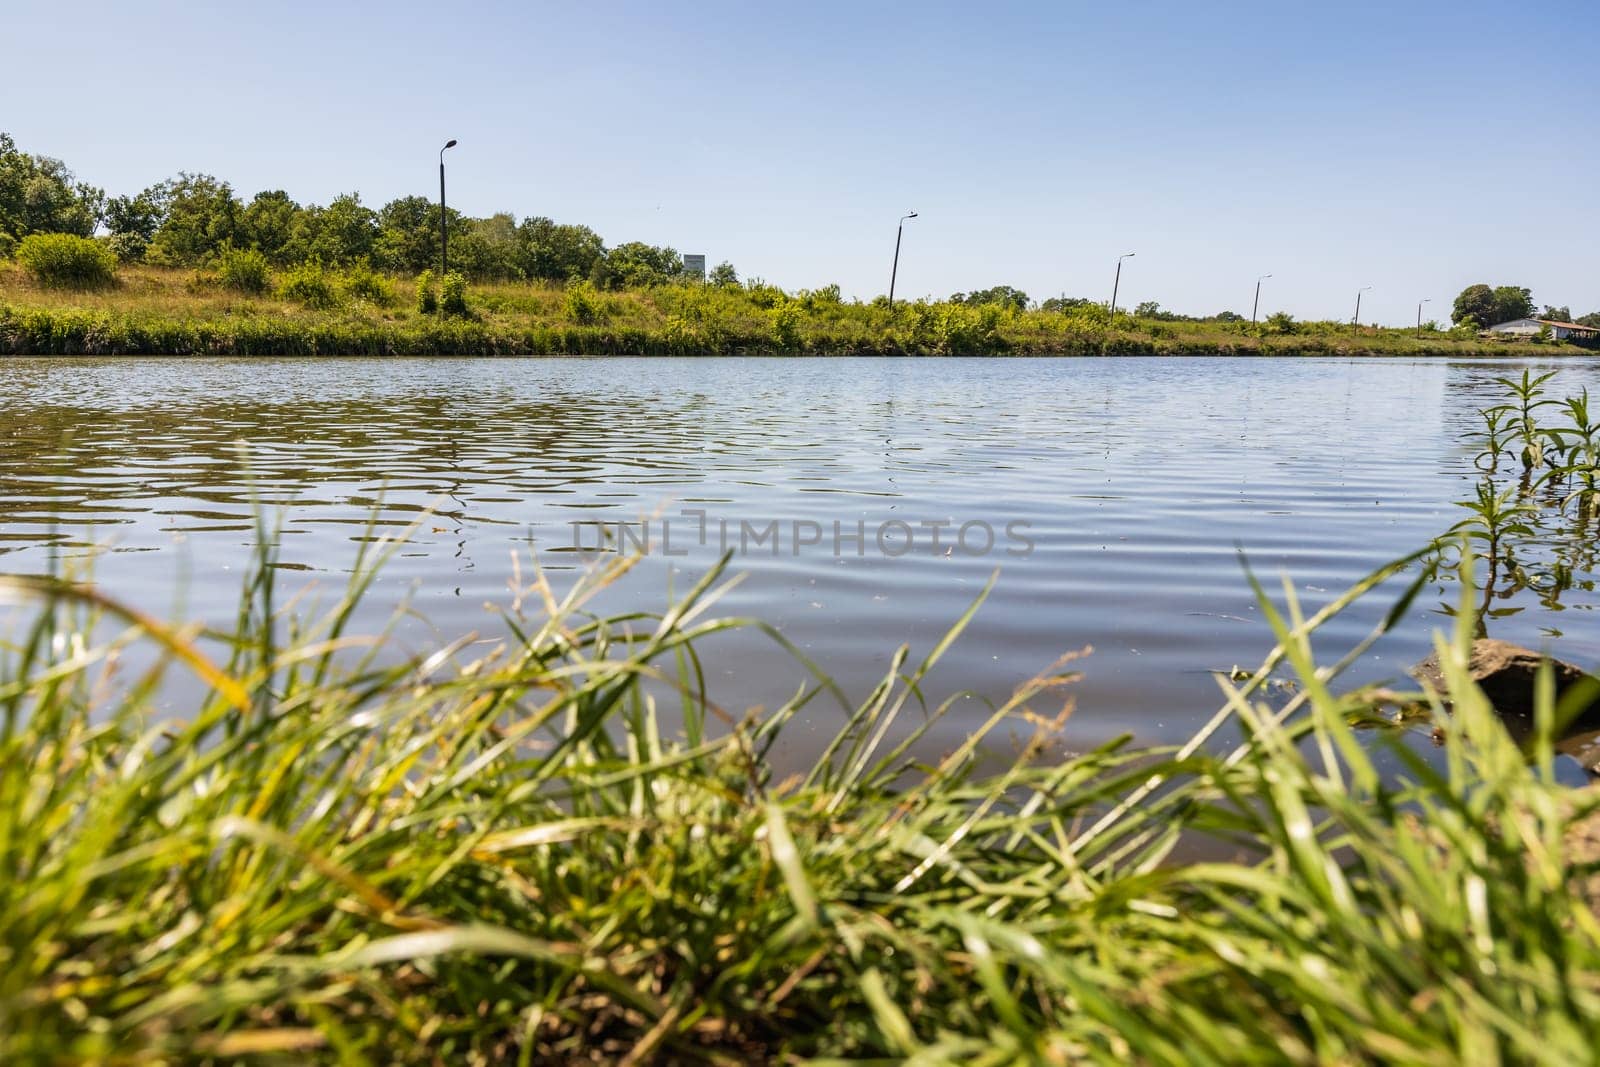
2;355;1597;762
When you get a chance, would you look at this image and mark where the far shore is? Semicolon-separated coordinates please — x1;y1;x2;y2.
2;263;1588;360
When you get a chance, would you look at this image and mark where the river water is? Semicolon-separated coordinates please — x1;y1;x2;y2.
2;355;1597;765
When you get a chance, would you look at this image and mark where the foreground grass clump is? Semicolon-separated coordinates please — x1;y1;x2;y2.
1;534;1599;1062
0;261;1579;357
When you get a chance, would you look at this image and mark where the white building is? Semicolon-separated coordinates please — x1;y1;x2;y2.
1485;318;1600;341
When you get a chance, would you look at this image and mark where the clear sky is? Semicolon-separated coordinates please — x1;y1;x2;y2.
6;0;1596;324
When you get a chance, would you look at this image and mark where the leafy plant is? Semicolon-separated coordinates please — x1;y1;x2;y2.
768;300;801;348
1496;369;1560;470
276;259;339;309
563;278;605;325
340;259;390;305
1555;389;1600;518
439;271;468;316
415;269;438;314
15;232;118;288
215;244;270;294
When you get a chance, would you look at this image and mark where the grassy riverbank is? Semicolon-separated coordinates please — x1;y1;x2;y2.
3;524;1600;1062
0;262;1573;357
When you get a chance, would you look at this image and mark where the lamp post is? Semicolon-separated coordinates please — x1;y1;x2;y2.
1417;298;1431;339
1251;273;1272;325
439;139;458;276
1109;252;1135;317
1353;285;1372;328
888;211;917;305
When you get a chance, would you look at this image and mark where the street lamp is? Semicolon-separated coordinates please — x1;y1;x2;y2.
1251;274;1272;325
439;139;458;276
1353;286;1372;328
888;211;917;305
1417;298;1432;339
1109;252;1135;317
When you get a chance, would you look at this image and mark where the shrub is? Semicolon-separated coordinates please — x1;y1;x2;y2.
216;245;270;294
440;271;468;316
769;301;802;349
803;283;843;306
342;259;391;305
416;270;438;314
16;233;118;288
563;279;605;325
661;314;705;352
0;232;16;260
277;260;339;309
746;281;787;310
102;232;147;264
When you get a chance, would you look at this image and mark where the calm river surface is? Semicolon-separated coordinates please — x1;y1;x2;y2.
3;356;1598;765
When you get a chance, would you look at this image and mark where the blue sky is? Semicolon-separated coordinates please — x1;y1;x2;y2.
6;0;1596;324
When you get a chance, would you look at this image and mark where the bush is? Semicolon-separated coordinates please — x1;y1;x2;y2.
277;260;339;309
341;260;391;305
563;279;605;325
102;232;146;263
0;232;16;260
746;281;787;309
416;270;438;314
440;271;468;316
769;301;802;348
216;245;270;295
16;233;118;288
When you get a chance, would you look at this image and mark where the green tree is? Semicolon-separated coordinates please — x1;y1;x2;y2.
1490;286;1534;325
0;132;104;241
283;193;377;267
598;241;683;289
238;190;301;264
1039;296;1092;313
1134;300;1161;318
954;286;1029;311
104;183;173;261
146;174;241;265
1541;305;1573;323
1452;284;1495;327
1265;311;1298;334
374;196;463;275
455;212;522;279
708;261;739;288
1578;312;1600;328
516;216;606;282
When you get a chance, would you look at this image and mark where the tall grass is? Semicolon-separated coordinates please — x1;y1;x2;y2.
2;500;1599;1062
1;262;1576;358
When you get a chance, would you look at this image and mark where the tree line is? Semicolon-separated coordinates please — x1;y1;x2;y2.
0;132;734;289
5;132;1595;324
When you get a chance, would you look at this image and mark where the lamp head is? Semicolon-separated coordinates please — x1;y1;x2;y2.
443;139;458;150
